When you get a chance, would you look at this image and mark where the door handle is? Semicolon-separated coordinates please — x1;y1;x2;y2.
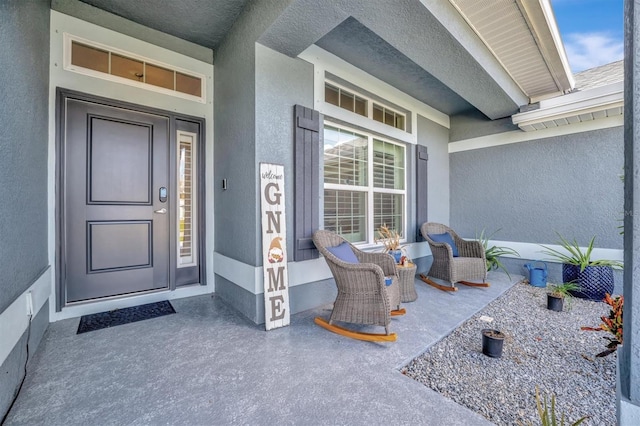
154;208;167;214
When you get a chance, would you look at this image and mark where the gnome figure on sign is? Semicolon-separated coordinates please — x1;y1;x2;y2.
267;237;284;263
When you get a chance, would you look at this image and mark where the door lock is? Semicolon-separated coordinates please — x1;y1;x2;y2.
159;187;167;202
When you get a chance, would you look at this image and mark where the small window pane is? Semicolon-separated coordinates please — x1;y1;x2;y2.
111;54;144;82
340;91;354;112
373;104;384;123
146;64;174;90
373;139;404;189
384;109;395;126
176;72;202;97
373;193;403;236
324;127;368;186
325;84;339;106
71;42;109;73
324;189;367;243
395;114;405;130
355;97;367;116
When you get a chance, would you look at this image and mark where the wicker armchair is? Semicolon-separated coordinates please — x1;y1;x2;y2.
419;222;489;292
312;230;403;341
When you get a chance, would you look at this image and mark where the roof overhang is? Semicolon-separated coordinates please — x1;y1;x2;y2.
512;82;623;131
449;0;574;101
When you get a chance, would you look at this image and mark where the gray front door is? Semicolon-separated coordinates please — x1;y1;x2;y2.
63;99;170;303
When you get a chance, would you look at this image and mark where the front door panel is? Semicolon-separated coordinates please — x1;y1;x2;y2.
64;99;169;303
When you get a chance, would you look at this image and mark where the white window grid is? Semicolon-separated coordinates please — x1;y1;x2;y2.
323;122;407;246
324;79;407;132
63;33;206;104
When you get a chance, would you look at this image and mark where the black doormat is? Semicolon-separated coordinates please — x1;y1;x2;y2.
77;300;176;334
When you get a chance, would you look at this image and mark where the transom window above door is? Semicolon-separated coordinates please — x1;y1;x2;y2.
323;125;406;244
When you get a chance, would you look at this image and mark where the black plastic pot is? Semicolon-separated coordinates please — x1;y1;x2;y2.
547;294;564;312
481;329;505;358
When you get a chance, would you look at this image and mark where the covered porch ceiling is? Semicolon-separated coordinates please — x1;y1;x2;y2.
76;0;573;120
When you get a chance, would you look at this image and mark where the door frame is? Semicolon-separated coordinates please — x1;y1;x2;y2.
55;88;207;311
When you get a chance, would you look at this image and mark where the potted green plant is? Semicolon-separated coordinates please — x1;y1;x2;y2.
581;293;623;357
540;233;622;301
477;228;520;279
546;282;580;312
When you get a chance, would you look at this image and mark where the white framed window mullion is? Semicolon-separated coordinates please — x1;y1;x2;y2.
367;134;375;245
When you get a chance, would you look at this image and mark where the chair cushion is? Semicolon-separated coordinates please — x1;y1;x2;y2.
326;242;359;263
428;232;459;257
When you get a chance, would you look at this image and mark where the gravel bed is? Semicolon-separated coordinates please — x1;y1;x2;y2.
401;281;617;425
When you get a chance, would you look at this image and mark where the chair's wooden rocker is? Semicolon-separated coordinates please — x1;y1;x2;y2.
419;222;490;292
312;230;404;342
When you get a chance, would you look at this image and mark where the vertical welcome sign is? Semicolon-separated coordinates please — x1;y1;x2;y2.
260;163;290;330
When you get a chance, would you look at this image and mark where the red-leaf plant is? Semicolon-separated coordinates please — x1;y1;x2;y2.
581;293;623;357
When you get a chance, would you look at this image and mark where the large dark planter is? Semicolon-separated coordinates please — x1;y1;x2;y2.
547;294;564;312
481;329;505;358
562;264;614;301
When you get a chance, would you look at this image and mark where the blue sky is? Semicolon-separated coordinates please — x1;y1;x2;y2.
550;0;623;73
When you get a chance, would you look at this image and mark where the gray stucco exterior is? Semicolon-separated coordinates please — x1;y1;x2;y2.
450;126;624;248
0;1;50;417
0;0;50;314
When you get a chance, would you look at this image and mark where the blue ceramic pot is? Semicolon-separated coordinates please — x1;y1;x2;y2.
562;264;614;301
389;250;402;264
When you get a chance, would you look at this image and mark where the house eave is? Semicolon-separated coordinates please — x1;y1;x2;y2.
448;0;574;100
512;82;623;131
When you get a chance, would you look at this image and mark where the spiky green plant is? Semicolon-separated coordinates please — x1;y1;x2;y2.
540;233;623;271
547;281;581;310
477;228;520;278
533;387;588;426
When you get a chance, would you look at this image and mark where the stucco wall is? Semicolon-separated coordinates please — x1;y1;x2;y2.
449;109;519;142
213;0;292;266
450;126;624;249
417;114;450;226
255;43;314;265
0;0;50;314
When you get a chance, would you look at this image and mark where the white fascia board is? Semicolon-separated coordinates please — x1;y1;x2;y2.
298;45;450;130
512;82;623;128
537;0;575;90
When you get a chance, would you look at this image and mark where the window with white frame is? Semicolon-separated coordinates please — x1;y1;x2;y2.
323;125;405;244
324;81;406;131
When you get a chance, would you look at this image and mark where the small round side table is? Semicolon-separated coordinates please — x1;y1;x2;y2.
397;263;418;302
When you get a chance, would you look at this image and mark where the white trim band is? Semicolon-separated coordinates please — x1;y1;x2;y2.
485;240;623;264
449;114;623;153
0;267;51;367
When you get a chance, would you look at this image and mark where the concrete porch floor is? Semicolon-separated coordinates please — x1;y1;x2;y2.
4;272;518;425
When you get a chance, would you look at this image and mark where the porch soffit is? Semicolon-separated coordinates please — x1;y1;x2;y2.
78;0;251;51
258;0;527;120
449;0;574;100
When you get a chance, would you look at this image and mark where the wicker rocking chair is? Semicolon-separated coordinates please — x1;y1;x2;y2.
419;222;489;292
312;230;405;342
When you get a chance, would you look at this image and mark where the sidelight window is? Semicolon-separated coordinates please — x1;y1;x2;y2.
177;131;197;267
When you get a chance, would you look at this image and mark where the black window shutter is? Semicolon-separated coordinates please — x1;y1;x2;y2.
293;105;322;261
416;144;428;241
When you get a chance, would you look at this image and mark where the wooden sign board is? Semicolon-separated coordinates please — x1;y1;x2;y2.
259;163;290;330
